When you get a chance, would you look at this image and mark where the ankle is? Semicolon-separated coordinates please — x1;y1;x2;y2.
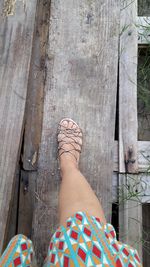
59;157;78;174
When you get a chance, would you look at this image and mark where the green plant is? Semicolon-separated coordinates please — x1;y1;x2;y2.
138;47;150;116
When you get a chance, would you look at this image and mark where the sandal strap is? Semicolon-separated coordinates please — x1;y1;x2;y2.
58;149;81;162
57;120;82;162
58;127;81;134
58;141;82;151
58;136;82;146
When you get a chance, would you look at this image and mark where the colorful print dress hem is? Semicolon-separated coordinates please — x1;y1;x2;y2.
0;211;142;267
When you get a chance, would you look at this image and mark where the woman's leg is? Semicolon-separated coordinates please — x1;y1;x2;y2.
58;119;106;226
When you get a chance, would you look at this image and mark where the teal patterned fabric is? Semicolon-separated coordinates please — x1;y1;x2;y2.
0;212;142;267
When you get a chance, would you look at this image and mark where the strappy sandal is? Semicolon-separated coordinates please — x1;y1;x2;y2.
57;118;83;164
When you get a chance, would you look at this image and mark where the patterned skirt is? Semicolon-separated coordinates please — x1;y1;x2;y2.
0;212;142;266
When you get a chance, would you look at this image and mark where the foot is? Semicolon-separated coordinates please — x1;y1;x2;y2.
57;118;83;170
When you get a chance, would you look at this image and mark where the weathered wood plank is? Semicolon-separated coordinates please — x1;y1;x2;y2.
0;0;37;253
32;0;120;264
17;0;51;237
114;141;150;172
138;141;150;172
119;0;138;173
112;172;118;203
119;0;143;260
17;171;36;238
119;174;143;258
22;0;50;171
2;165;20;251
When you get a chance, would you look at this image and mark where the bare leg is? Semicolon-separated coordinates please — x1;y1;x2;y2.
58;119;106;226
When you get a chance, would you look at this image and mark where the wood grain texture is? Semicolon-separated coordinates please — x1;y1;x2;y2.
137;141;150;172
119;0;138;173
119;0;143;259
0;0;37;253
2;165;20;250
32;0;120;264
114;140;150;172
22;0;50;171
17;171;36;238
17;0;51;237
119;174;143;258
112;172;118;203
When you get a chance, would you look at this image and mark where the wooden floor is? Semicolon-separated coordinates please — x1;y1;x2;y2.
0;0;150;266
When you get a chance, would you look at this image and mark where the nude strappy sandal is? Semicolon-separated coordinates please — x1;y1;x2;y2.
57;118;83;164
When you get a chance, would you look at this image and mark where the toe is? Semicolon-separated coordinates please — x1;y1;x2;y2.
72;123;77;129
61;120;68;128
79;132;83;137
76;137;82;145
68;120;74;128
